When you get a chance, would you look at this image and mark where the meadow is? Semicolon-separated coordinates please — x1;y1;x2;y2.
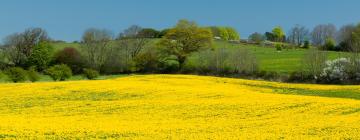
0;74;359;139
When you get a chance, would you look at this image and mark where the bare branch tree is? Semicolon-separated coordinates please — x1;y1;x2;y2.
311;24;337;46
117;25;149;58
81;28;113;71
2;28;49;66
288;24;309;46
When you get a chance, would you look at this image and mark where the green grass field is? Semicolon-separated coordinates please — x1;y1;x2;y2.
214;41;346;73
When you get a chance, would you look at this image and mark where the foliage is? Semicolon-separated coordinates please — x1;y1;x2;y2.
158;55;180;73
225;27;240;40
5;67;27;83
248;32;265;43
272;26;286;42
320;58;350;83
303;40;310;49
215;26;240;41
322;38;336;50
311;24;337;46
138;28;161;38
302;49;328;80
134;46;160;73
45;64;72;81
83;68;99;80
27;42;53;71
185;47;258;75
54;47;85;74
158;19;213;67
350;23;360;53
0;70;4;80
2;28;49;67
275;44;282;51
27;67;40;82
218;27;229;40
81;28;113;71
287;71;314;83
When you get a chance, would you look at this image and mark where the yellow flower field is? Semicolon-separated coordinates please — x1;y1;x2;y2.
0;74;359;139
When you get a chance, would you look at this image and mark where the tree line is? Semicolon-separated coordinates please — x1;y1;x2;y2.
1;19;360;84
249;23;360;52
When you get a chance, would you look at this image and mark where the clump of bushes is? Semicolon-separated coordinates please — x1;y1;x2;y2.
45;64;72;81
158;55;180;73
322;38;336;51
302;40;310;49
54;47;85;74
5;67;28;83
83;68;99;80
287;71;314;83
27;67;40;82
275;44;282;51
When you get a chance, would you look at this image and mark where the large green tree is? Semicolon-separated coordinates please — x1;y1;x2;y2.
225;27;240;40
272;26;286;42
27;42;53;71
159;19;213;67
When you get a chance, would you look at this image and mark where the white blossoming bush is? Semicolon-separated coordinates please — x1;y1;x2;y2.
320;58;350;83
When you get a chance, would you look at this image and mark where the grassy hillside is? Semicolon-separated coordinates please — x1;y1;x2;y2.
214;41;346;73
0;75;359;139
52;41;347;74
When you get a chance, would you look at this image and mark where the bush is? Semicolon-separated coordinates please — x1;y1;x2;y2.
27;67;40;82
320;58;350;83
5;67;27;83
263;71;279;81
46;64;72;81
83;68;99;80
275;44;282;51
54;47;85;74
287;71;314;83
322;38;336;51
159;55;180;73
303;40;310;49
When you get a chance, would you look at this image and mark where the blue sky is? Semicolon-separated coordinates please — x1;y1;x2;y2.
0;0;360;42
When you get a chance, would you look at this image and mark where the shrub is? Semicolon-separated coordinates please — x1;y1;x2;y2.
303;40;310;49
322;38;336;51
320;58;350;83
54;47;85;74
27;67;40;82
287;71;314;83
159;55;180;73
83;68;99;80
263;71;279;81
46;64;72;81
275;44;282;51
5;67;27;83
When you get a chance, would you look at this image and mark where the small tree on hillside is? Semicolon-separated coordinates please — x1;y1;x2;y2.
158;19;213;67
